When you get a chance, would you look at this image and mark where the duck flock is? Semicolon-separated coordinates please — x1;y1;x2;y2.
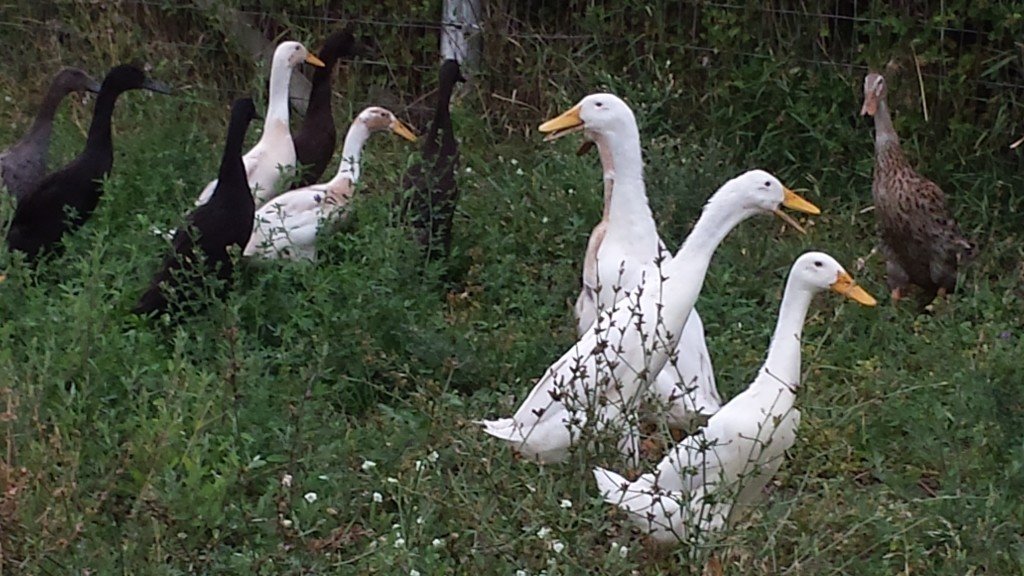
0;26;977;550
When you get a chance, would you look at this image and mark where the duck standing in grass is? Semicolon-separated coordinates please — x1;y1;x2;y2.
861;71;974;304
196;41;324;207
292;29;358;188
245;106;417;261
594;252;876;545
478;170;820;465
396;59;465;262
134;98;258;316
1;67;101;200
541;93;722;432
6;65;170;260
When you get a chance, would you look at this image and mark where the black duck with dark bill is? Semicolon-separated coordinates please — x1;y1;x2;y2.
133;98;258;316
397;59;465;262
293;28;358;188
6;64;170;260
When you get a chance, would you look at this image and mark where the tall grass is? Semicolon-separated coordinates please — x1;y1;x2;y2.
1;1;1023;574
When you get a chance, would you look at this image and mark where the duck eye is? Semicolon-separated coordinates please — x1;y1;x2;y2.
595;102;603;108
764;181;771;187
814;261;823;268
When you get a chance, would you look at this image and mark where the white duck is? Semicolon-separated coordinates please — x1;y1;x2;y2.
244;107;417;261
196;41;324;207
593;252;876;545
540;94;722;430
477;170;820;465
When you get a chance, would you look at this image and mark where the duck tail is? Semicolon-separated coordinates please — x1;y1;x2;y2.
475;418;522;442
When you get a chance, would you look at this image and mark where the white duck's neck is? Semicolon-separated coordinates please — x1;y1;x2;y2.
672;192;754;267
602;124;657;243
328;120;370;186
264;55;292;133
761;277;815;390
655;192;757;326
595;137;614;220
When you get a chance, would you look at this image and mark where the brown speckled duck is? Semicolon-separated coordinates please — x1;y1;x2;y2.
861;71;974;304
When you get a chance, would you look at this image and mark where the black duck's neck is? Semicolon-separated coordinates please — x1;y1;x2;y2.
83;87;125;163
216;111;251;200
429;73;458;144
306;55;337;121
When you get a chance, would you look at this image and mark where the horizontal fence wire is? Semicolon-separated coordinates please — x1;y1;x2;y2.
0;1;1022;109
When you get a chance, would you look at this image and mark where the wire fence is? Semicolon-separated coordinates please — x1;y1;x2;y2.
0;0;1022;127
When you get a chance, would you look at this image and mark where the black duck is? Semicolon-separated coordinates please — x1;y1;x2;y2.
134;98;258;316
292;29;357;188
396;59;465;262
6;64;170;260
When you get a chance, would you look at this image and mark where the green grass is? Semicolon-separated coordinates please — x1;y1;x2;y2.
1;61;1023;576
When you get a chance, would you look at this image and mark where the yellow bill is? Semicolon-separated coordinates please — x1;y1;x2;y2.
389;119;418;142
305;53;326;67
539;104;584;141
773;187;821;234
830;271;877;306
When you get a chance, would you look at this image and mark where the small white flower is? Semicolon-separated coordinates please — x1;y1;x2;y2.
410;571;421;576
535;526;551;539
464;166;473;174
281;518;293;528
394;537;406;548
361;460;377;471
387;477;399;484
559;499;572;509
416;516;424;525
510;158;519;165
619;545;629;558
427;451;440;463
432;538;444;548
303;492;318;504
317;474;328;480
392;524;402;531
516;571;528;576
415;460;424;471
515;168;525;176
541;216;549;224
280;473;293;488
551;540;564;553
372;492;383;503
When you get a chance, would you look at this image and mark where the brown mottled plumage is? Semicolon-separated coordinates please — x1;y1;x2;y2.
861;71;973;304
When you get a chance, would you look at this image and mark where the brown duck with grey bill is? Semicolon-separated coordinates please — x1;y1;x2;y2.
861;71;974;305
292;28;358;188
0;68;100;201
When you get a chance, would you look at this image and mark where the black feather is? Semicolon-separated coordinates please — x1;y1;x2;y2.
396;59;465;263
7;64;168;260
293;29;358;188
133;98;258;317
